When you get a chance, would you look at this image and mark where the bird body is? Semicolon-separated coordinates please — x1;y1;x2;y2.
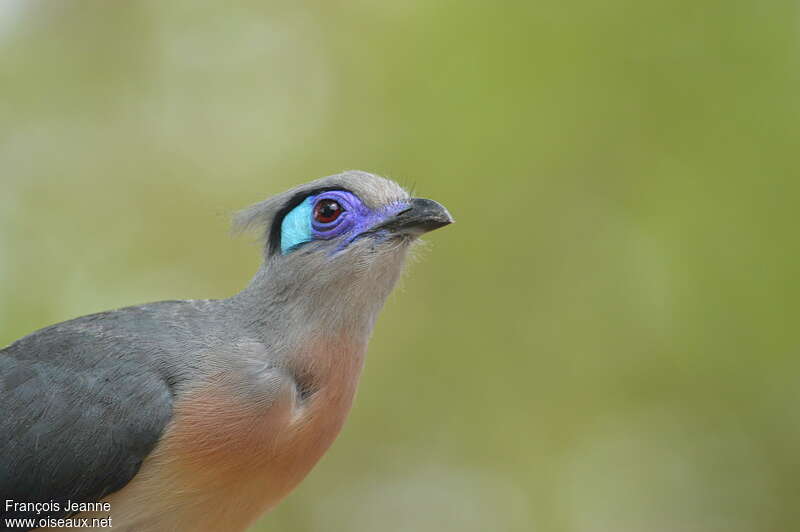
0;171;452;531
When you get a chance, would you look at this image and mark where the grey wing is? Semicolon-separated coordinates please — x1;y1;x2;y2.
0;329;173;528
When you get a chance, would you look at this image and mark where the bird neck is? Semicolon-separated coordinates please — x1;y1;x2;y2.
230;256;405;352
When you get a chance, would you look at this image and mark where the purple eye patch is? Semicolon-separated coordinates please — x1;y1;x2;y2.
280;189;409;255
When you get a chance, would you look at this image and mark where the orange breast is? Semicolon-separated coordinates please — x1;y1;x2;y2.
78;338;366;532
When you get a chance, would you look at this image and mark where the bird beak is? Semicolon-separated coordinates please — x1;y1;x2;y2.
376;198;454;236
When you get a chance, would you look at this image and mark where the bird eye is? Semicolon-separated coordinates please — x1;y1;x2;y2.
313;199;343;224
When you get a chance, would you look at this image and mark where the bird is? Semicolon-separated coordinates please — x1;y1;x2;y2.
0;170;453;532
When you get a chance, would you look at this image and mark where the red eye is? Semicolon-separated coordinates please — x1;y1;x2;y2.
313;199;343;224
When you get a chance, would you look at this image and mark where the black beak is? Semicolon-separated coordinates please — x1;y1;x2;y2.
378;198;454;235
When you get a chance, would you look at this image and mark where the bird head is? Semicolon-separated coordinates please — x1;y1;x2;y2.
234;171;452;326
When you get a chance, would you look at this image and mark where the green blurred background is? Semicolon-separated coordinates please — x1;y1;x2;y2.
2;1;798;531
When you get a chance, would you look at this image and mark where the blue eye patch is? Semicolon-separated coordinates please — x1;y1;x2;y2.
280;197;313;254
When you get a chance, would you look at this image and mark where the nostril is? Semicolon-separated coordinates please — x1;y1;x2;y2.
395;207;413;217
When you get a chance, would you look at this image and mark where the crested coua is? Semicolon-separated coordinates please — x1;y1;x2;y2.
0;171;452;531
